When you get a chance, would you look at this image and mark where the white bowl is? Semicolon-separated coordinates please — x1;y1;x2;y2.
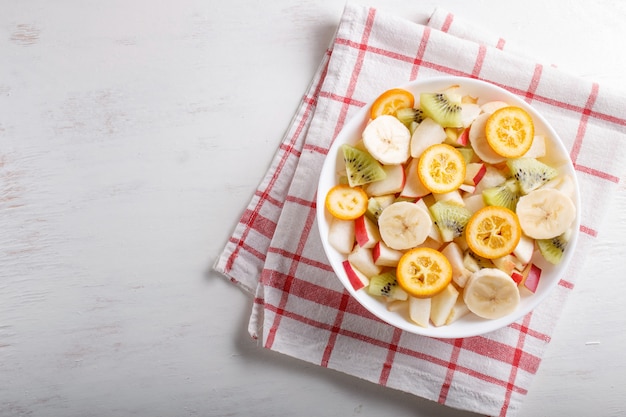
316;76;581;339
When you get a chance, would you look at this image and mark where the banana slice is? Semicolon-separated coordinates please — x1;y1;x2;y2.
377;201;432;250
463;268;520;319
362;115;411;164
516;188;576;239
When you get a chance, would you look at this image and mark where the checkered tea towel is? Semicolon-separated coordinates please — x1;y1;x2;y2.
214;4;626;416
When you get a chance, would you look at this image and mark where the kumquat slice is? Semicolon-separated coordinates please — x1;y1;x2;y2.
396;247;452;298
485;106;535;158
325;184;369;220
465;206;522;259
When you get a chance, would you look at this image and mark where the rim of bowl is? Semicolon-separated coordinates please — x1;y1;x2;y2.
316;75;581;339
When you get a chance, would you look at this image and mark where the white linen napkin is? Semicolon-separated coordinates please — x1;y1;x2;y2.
215;4;626;416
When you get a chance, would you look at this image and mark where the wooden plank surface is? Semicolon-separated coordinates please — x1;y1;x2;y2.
1;1;625;416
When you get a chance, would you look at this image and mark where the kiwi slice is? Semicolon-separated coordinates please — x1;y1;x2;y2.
464;250;496;271
395;107;425;128
537;233;568;265
365;195;395;223
365;197;383;223
341;144;386;187
482;178;520;211
367;272;407;300
506;158;558;194
429;201;472;242
419;93;463;128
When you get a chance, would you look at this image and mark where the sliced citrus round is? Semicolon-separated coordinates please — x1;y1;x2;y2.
396;247;452;298
325;184;368;220
465;206;522;259
370;88;414;120
485;106;534;158
417;143;466;193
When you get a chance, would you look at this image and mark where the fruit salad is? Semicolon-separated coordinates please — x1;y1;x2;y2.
323;84;577;328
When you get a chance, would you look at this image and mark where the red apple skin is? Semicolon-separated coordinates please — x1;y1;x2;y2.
342;260;368;291
464;162;487;186
400;158;430;199
523;264;542;293
372;242;382;263
511;271;524;285
371;241;402;267
472;164;487;185
367;164;405;196
354;215;380;249
458;128;469;146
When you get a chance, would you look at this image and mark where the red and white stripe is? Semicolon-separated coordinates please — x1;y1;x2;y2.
215;5;626;416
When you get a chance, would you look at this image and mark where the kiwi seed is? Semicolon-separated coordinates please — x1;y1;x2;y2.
506;157;558;194
482;178;520;211
537;234;568;265
419;92;463;128
341;144;387;187
429;200;473;242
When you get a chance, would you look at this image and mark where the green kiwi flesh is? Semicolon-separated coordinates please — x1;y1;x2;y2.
419;93;463;128
429;201;472;242
395;107;425;128
537;233;568;265
342;144;387;187
482;178;520;211
506;157;558;194
365;197;383;223
367;272;407;300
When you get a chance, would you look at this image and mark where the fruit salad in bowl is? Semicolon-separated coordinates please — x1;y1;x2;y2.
316;76;580;339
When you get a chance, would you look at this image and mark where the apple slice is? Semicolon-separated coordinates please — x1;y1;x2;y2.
366;164;405;196
342;260;369;291
461;103;481;128
443;127;471;147
430;284;460;327
433;190;465;206
410;117;447;158
347;245;382;278
372;241;404;267
328;217;355;254
409;296;431;328
510;269;525;285
459;183;476;194
444;127;461;147
492;254;517;275
464;162;487;186
522;134;546;158
480;100;509;114
387;299;408;313
462;193;486;214
445;297;471;325
419;236;444;251
457;128;470;147
521;263;542;293
354;215;380;249
441;241;471;288
513;234;535;267
473;166;507;195
400;158;431;199
454;235;469;252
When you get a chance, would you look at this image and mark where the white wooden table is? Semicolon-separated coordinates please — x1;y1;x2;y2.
2;1;625;416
